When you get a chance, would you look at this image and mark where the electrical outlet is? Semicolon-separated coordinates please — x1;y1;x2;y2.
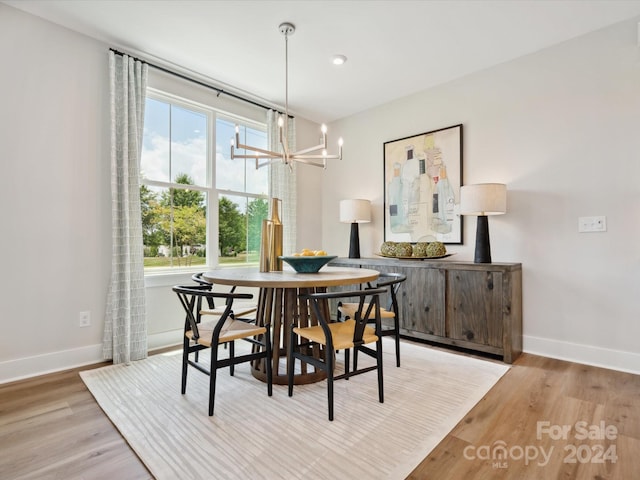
578;216;607;233
79;311;91;327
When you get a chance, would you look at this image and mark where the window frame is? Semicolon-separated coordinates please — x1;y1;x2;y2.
141;88;269;278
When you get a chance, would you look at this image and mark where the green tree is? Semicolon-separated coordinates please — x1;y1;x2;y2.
219;197;246;256
173;205;206;249
140;185;165;248
156;173;207;258
161;173;205;209
246;198;268;253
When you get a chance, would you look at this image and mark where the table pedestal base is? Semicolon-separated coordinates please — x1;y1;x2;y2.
251;286;330;385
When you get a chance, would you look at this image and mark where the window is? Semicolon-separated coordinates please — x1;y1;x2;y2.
140;90;269;272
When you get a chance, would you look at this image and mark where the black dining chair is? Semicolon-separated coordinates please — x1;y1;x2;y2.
173;285;272;416
288;287;387;421
191;272;258;367
337;272;407;367
191;272;258;321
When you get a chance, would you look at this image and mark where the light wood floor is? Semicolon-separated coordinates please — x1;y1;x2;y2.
1;346;638;479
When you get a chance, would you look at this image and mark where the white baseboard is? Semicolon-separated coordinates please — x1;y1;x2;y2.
0;329;183;385
0;343;104;384
524;335;640;375
147;329;182;352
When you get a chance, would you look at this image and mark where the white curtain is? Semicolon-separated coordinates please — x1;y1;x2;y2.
103;52;148;364
267;110;297;255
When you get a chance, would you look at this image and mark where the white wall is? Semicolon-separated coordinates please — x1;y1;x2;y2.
322;17;640;374
0;4;111;381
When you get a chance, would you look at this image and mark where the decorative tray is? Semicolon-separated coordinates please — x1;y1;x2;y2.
375;252;456;260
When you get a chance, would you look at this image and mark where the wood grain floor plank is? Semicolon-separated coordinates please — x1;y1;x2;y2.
0;365;150;480
408;353;640;479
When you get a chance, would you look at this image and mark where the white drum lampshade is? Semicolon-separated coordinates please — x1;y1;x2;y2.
460;184;507;263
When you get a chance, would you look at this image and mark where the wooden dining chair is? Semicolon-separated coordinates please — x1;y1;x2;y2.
288;287;387;421
173;285;272;416
337;272;407;367
191;272;258;368
191;272;258;321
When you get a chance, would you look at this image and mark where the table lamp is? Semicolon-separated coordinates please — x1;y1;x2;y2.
460;183;507;263
339;199;371;258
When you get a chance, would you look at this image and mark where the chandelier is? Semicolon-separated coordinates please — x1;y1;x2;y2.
230;22;343;169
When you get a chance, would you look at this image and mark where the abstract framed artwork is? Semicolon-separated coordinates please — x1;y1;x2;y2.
383;124;463;244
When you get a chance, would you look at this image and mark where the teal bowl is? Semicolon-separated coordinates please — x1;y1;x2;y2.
279;255;337;273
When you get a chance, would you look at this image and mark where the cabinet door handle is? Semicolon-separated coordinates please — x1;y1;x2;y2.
486;272;494;290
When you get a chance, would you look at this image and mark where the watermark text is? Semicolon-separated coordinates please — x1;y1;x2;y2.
463;421;618;469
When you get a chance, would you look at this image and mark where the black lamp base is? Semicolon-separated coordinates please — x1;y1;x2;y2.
348;222;361;259
474;215;492;263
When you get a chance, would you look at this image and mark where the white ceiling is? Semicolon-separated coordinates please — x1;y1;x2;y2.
6;0;640;123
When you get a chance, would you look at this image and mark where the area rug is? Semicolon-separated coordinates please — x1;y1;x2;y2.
80;339;509;479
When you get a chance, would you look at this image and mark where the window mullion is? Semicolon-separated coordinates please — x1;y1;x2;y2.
208;110;217;267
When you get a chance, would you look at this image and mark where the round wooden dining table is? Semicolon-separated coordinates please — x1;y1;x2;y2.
203;266;379;385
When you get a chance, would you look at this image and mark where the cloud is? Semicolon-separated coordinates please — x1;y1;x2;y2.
141;132;207;187
141;131;268;195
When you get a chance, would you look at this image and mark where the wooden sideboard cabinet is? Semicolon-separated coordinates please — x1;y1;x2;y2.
331;257;522;363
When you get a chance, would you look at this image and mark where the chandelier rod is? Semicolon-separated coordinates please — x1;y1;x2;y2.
281;22;293;152
284;24;289;124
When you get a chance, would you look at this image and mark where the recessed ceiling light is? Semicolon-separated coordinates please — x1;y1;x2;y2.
332;55;347;65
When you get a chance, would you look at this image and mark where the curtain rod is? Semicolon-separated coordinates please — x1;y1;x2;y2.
109;48;289;117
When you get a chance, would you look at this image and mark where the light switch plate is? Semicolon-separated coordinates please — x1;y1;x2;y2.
578;216;607;233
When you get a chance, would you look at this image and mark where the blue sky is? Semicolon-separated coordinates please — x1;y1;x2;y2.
141;97;268;196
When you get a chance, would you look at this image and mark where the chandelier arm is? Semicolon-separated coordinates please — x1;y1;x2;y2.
292;158;327;168
291;153;341;160
255;158;280;169
231;152;280;159
291;142;329;156
234;143;282;158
